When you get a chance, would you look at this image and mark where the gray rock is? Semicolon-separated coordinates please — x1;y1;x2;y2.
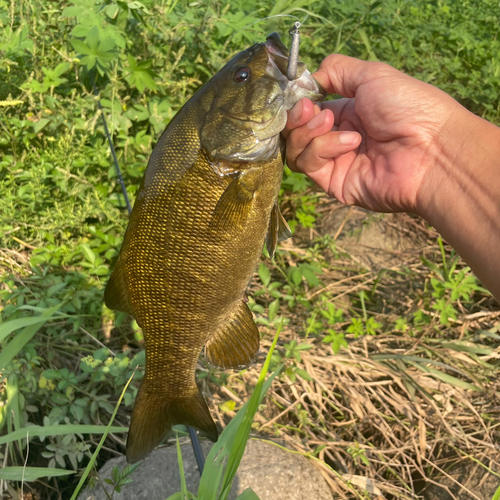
422;459;500;500
78;439;333;500
227;439;333;500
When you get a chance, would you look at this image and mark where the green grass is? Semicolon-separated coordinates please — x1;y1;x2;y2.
1;0;500;499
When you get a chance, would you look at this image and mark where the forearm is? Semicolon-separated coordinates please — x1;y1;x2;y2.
417;109;500;302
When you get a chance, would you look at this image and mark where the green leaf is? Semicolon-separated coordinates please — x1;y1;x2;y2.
300;267;319;287
105;4;120;19
81;54;97;70
33;118;50;134
289;267;302;286
80;244;96;264
325;330;348;354
62;6;84;17
0;304;63;370
71;39;93;56
5;375;21;442
125;55;158;92
0;467;75;481
268;299;279;322
86;25;100;51
53;62;71;78
219;329;282;500
258;263;271;287
408;361;481;391
235;488;261;500
98;37;116;54
295;368;313;381
0;425;128;446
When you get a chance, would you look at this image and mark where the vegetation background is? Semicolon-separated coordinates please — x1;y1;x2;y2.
1;0;500;498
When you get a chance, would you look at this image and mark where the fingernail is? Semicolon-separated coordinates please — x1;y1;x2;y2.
306;111;326;130
289;100;303;122
338;132;359;145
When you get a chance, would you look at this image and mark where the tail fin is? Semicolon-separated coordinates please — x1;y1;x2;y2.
126;384;218;464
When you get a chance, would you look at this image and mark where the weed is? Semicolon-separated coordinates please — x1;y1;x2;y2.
1;0;500;498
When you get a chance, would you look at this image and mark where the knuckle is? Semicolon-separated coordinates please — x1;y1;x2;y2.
365;61;395;78
322;54;342;68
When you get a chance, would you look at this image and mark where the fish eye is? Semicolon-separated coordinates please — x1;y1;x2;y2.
234;67;251;83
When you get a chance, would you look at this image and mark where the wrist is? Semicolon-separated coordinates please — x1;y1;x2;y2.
416;107;500;300
416;106;499;223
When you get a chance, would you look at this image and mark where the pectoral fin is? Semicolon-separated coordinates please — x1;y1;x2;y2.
205;300;260;369
266;202;292;259
209;170;260;233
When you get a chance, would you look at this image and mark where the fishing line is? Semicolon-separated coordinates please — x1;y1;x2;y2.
240;13;308;33
94;84;206;475
92;78;132;214
238;15;308;80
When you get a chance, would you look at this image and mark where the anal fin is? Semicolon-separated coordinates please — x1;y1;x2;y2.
126;383;217;464
205;300;260;369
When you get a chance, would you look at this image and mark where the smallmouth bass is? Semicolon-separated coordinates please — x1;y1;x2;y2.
105;33;324;464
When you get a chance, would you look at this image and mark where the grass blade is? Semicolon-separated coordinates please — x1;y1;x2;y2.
174;432;196;499
4;375;21;447
0;317;51;343
0;425;128;446
219;326;282;500
69;368;137;500
0;467;75;481
235;488;260;500
0;304;63;370
491;484;500;500
407;361;481;391
197;324;282;500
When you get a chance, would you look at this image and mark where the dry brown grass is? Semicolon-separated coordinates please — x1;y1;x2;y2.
207;208;500;499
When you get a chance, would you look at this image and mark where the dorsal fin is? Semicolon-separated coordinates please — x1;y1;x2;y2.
104;260;133;314
205;299;260;369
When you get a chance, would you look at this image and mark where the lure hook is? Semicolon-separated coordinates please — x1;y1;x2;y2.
287;21;301;81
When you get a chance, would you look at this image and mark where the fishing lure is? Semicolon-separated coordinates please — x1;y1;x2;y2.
287;21;301;80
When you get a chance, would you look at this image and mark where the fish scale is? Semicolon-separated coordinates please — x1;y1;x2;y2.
105;32;325;463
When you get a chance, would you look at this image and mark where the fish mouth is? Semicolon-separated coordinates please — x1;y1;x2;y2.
225;97;286;148
264;32;290;60
203;33;325;163
264;32;326;110
223;32;324;140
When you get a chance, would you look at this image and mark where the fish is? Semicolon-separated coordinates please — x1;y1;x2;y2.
104;32;325;464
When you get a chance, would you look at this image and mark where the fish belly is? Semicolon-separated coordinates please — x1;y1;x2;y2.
120;149;283;462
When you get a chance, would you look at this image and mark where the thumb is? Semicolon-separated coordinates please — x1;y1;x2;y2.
313;54;395;98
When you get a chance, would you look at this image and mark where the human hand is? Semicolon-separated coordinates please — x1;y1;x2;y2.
283;54;470;214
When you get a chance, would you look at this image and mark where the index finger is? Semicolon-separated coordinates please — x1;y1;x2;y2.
282;98;319;140
283;97;354;140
